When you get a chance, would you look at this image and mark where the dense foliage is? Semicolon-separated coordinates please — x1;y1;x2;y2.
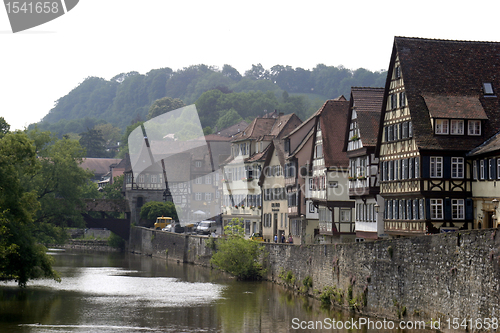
139;201;178;227
210;218;265;280
30;64;386;137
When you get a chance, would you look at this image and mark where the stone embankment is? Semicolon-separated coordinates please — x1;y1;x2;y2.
61;239;121;252
129;226;500;326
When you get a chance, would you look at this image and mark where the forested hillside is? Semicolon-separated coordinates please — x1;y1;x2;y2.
31;64;386;137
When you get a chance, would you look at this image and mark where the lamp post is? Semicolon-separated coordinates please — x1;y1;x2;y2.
374;203;380;213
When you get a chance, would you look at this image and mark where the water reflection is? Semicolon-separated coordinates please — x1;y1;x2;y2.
0;250;432;333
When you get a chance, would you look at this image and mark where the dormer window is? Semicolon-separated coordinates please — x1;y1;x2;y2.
468;120;481;135
435;119;449;134
450;120;464;135
483;83;494;95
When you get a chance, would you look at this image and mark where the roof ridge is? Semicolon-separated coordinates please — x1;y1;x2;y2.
395;36;500;44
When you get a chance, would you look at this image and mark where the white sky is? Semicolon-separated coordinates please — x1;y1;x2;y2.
2;0;500;131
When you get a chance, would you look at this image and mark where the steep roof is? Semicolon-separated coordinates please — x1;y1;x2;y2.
318;99;350;167
216;120;249;137
387;37;500;152
344;87;384;149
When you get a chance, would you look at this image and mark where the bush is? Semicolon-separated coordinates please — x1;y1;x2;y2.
210;218;265;280
139;201;178;227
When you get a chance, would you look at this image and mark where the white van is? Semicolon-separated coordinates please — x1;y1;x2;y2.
197;220;217;235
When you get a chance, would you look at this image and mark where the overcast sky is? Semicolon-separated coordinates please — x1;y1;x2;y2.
2;0;500;131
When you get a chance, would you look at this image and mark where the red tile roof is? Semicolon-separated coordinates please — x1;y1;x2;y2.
318;99;350;167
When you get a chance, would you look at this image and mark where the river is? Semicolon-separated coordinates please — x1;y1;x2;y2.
0;250;433;332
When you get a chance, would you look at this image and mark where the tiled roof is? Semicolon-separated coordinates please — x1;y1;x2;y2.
216;120;249;137
348;87;384;148
392;37;500;151
231;118;276;142
467;130;500;156
318;99;350;167
422;95;488;119
80;158;122;176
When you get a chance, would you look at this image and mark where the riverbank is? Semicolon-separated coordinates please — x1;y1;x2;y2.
58;239;122;252
128;226;500;328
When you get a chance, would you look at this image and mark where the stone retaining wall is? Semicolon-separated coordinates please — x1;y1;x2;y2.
129;226;500;325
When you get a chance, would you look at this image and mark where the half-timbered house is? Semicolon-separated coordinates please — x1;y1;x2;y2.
376;37;500;235
343;87;385;240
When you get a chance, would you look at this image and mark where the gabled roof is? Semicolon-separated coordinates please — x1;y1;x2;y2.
344;87;384;150
380;37;500;152
467;129;500;157
80;158;122;176
216;120;249;137
225;113;302;165
317;99;350;167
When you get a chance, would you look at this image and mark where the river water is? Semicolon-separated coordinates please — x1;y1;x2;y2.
0;250;432;332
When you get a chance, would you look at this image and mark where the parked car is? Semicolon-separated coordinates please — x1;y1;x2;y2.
162;223;184;233
250;232;264;242
196;221;217;235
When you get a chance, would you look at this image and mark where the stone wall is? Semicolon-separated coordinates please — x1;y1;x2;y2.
62;240;120;252
129;226;500;324
263;228;500;323
129;227;213;266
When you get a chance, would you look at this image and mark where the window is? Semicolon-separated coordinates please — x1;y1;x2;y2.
138;174;145;183
430;157;443;178
205;193;212;201
451;157;464;179
195;177;202;184
395;66;401;79
468;120;481;135
473;160;478;180
419;199;424;220
205;175;212;184
315;144;323;158
435;119;449;134
450;120;464;135
340;209;351;222
151;175;158;183
399;91;406;107
415;157;420;178
430;199;443;220
452;199;465;220
483;83;494;95
195;193;202;201
480;159;485;180
195;161;202;167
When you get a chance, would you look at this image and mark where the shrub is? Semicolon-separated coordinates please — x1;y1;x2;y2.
210;218;265;280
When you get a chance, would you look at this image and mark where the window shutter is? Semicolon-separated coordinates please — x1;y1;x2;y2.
444;199;452;221
426;199;430;220
465;199;473;220
490;159;497;179
443;157;451;179
422;156;430;178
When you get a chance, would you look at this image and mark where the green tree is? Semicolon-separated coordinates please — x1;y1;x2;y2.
146;97;186;120
210;218;265;280
0;117;10;138
93;123;122;147
140;201;178;227
0;130;61;287
216;109;243;130
26;128;93;238
79;128;106;157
